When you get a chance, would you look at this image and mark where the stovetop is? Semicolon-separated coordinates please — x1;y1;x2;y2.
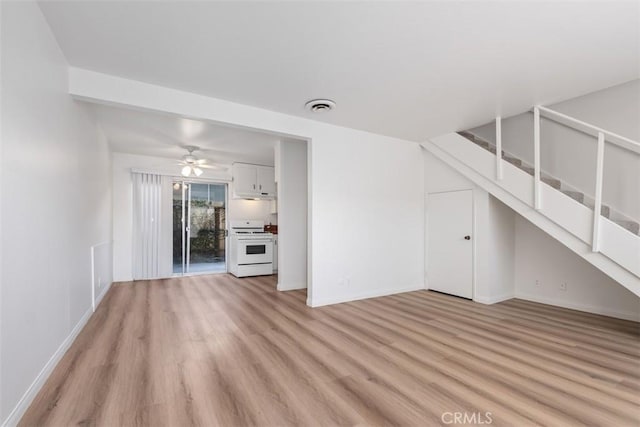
230;230;274;239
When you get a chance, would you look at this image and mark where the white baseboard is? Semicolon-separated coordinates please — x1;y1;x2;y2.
94;280;112;312
309;284;425;308
277;282;307;291
2;282;112;427
474;293;515;305
515;292;640;322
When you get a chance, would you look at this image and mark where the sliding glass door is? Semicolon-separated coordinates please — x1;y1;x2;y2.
172;181;227;275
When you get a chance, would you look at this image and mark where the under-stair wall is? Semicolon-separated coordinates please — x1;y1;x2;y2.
514;216;640;321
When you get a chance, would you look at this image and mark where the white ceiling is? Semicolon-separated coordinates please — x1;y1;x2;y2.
87;103;281;166
41;1;639;141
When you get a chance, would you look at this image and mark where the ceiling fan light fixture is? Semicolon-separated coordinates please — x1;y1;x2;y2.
194;167;203;177
181;165;192;177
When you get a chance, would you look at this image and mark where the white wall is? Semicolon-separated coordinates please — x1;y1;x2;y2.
309;132;423;306
0;2;112;424
485;196;516;300
471;79;640;221
111;152;274;282
91;241;113;309
424;150;515;303
552;79;640;141
276;140;308;291
228;192;274;225
69;68;427;307
514;216;640;321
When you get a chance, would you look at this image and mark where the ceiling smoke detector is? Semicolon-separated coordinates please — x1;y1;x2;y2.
305;99;336;113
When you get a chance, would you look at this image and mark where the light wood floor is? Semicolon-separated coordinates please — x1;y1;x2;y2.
20;274;640;426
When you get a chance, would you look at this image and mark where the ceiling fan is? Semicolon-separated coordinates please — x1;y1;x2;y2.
177;145;227;177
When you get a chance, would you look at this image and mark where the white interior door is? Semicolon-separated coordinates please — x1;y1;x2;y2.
427;190;473;299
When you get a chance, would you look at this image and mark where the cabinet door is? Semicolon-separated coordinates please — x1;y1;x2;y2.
256;166;276;197
233;164;257;196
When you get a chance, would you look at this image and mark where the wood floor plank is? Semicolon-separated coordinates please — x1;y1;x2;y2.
353;293;640;405
19;275;640;427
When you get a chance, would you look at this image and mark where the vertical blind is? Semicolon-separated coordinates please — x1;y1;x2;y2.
132;172;171;280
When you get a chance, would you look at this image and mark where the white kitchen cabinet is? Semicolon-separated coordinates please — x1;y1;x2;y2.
232;163;276;199
233;163;258;195
257;166;276;196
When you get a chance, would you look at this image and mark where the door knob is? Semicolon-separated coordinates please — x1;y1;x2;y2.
464;235;471;240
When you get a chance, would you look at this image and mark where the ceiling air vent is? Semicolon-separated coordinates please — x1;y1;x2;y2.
305;99;336;113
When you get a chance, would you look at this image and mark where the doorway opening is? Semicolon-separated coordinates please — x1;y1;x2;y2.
173;181;228;275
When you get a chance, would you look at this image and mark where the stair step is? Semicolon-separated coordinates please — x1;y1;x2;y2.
514;165;561;189
613;219;640;235
458;131;474;140
562;190;585;203
458;129;636;237
473;139;490;149
458;132;505;156
542;177;561;189
504;156;522;167
488;146;506;156
584;202;611;218
518;165;534;175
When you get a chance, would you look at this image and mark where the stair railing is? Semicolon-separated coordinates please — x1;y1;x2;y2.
494;106;640;253
496;116;503;181
534;107;542;211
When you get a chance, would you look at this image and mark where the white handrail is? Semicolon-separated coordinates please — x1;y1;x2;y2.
592;132;605;252
535;105;640;154
533;107;542;210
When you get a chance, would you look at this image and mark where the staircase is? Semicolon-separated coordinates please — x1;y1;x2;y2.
421;106;640;297
458;130;640;235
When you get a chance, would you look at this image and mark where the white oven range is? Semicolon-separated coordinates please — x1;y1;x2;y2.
229;220;274;278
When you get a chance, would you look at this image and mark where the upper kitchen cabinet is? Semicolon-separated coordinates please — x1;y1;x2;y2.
232;163;276;199
256;166;276;196
233;163;257;195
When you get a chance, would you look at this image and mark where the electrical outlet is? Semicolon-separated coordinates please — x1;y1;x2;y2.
535;279;540;287
560;282;567;292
